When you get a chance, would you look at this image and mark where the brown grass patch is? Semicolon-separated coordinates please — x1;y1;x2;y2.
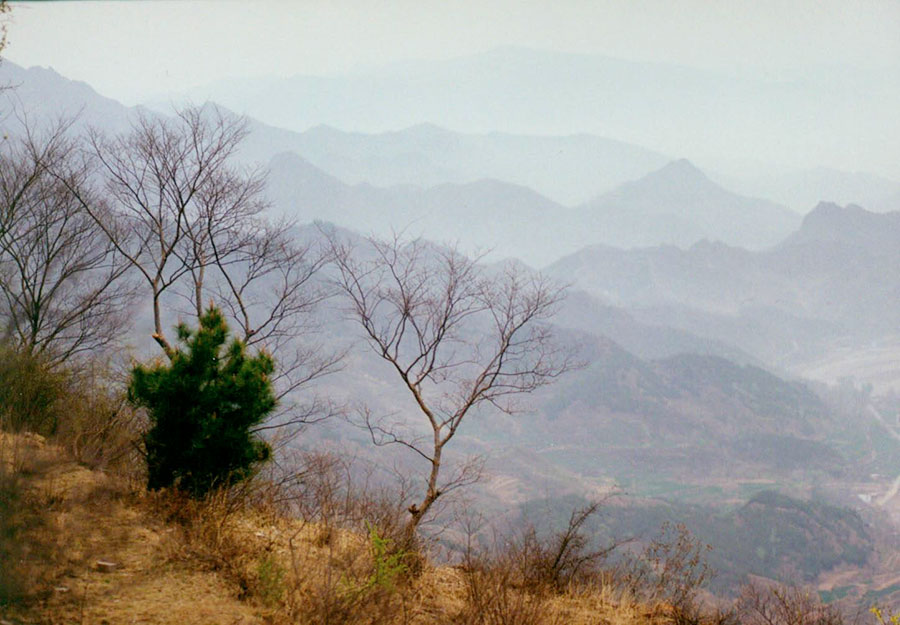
0;432;261;625
0;433;771;625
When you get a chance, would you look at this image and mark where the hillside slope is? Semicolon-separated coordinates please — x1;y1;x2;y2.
0;432;264;624
1;432;689;625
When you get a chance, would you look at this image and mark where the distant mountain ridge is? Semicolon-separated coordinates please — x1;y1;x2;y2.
547;202;900;378
250;121;671;205
0;63;138;133
571;159;800;250
267;153;802;265
781;201;900;248
6;58;897;219
266;151;570;266
178;45;900;183
721;167;900;214
1;59;886;264
1;59;674;206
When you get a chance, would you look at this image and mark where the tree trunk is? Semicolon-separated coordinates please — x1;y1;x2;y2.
404;438;443;539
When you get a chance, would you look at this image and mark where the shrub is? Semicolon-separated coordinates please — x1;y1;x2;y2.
129;305;276;497
452;503;610;625
615;521;713;612
0;343;64;436
871;606;899;625
515;501;615;592
283;518;413;625
351;521;410;595
256;554;287;608
737;581;845;625
0;343;142;474
54;364;143;473
149;485;261;598
457;551;558;625
644;521;713;610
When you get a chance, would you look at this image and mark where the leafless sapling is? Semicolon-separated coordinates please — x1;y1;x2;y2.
329;231;573;537
67;105;338;431
0;118;133;366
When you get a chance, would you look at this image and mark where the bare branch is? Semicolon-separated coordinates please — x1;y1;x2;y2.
80;106;251;351
0;116;135;366
327;227;574;536
76;105;339;432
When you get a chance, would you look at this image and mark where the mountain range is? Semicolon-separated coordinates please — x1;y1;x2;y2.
267;151;801;264
6;57;900;390
247;121;670;206
547;202;900;386
4;57;900;600
573;159;799;250
721;167;900;215
176;46;900;185
5;59;897;220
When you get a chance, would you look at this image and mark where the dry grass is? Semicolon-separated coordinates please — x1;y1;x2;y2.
0;433;678;625
0;432;856;625
0;432;261;624
736;582;846;625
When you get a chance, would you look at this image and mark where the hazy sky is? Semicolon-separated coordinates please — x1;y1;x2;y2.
6;0;900;104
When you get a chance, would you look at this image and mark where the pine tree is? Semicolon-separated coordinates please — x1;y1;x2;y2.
129;306;276;496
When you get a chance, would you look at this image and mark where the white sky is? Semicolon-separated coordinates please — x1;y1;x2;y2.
5;0;900;104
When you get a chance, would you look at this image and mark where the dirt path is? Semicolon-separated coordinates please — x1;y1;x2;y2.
1;434;263;625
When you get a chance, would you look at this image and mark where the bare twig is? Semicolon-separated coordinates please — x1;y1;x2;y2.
0;114;135;366
326;227;575;536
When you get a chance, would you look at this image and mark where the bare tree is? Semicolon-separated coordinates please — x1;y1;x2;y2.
0;0;9;60
0;118;133;365
66;105;337;427
75;106;250;356
328;231;574;537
